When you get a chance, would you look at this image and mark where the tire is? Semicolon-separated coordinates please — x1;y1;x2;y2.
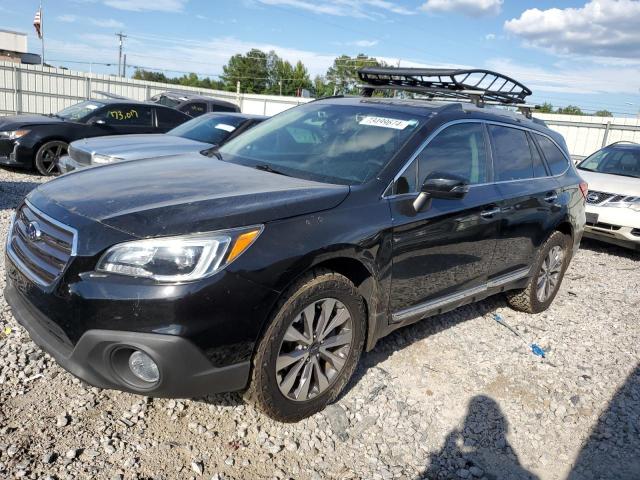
245;269;366;422
35;140;67;176
506;231;571;314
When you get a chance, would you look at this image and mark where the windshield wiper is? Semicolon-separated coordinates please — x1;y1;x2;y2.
254;164;290;177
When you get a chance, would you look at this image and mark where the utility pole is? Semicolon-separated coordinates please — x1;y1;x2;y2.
116;32;127;77
122;54;127;77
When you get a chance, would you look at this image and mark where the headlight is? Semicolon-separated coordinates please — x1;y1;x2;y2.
92;153;123;164
97;226;263;282
0;129;30;140
603;196;640;212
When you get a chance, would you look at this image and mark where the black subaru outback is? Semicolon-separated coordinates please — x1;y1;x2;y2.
4;68;586;422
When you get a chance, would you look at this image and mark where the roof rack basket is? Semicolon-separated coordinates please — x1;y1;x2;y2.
358;67;533;111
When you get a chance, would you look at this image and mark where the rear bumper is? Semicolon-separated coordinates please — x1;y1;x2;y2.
4;281;251;397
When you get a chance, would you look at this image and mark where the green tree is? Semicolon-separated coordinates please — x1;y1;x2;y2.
594;109;613;117
538;102;554;113
220;49;270;93
557;105;584;115
325;54;386;95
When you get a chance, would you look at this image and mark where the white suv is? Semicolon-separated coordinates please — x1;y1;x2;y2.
577;141;640;251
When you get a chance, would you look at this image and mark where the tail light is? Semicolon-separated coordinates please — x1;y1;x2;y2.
579;182;588;200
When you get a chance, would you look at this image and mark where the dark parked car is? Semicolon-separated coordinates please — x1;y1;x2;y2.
0;99;190;175
4;68;586;422
149;91;240;117
58;112;266;173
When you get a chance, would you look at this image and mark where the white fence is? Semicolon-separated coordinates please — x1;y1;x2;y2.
2;61;639;159
0;61;311;118
533;113;640;159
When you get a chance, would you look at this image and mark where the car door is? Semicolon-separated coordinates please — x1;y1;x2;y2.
387;121;502;317
488;124;561;277
90;104;155;136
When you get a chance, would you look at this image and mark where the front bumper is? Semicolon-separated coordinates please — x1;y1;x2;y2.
57;155;87;174
4;281;251;397
0;138;33;168
584;205;640;250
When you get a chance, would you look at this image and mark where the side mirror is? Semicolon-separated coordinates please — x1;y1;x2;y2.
413;174;470;211
88;118;106;126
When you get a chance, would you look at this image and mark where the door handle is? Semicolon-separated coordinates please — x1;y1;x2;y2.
480;207;501;218
544;193;558;203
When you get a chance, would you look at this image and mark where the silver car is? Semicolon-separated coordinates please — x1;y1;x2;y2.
58;112;266;173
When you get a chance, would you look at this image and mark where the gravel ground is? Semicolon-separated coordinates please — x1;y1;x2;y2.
1;168;639;480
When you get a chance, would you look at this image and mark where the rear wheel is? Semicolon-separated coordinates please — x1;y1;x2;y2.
35;140;67;176
506;231;571;313
245;270;366;422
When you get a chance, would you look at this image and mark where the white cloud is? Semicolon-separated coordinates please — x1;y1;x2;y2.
486;57;640;95
256;0;414;19
56;14;124;28
504;0;640;60
421;0;502;17
103;0;188;12
485;33;496;40
349;40;379;47
57;14;78;22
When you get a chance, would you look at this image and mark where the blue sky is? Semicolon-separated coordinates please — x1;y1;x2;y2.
1;0;640;116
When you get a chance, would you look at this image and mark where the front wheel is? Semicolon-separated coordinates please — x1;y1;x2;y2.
245;270;366;422
506;231;571;313
35;140;67;176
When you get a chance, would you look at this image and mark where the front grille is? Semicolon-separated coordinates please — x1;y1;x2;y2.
586;190;615;205
7;202;76;287
632;229;640;237
67;144;92;165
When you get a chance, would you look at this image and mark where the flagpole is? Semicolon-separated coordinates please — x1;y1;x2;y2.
40;1;45;66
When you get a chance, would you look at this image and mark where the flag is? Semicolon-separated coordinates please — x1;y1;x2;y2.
34;9;42;39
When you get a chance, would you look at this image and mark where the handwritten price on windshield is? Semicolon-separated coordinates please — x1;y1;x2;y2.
108;109;139;121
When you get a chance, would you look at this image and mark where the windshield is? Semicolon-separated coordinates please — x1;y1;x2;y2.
168;114;247;145
578;147;640;179
218;103;423;185
56;101;105;121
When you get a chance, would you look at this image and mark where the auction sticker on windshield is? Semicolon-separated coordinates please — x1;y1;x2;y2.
215;123;236;132
359;116;416;130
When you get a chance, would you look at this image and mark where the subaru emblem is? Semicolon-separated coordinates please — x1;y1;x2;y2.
26;221;42;242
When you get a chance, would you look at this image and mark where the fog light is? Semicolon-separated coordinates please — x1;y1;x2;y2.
128;351;159;383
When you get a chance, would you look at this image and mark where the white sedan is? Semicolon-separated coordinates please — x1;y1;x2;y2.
577;141;640;251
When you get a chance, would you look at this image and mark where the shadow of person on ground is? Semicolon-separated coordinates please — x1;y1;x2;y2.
419;395;539;480
568;364;640;480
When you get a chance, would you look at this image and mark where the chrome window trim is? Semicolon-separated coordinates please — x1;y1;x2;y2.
383;118;571;199
6;199;78;288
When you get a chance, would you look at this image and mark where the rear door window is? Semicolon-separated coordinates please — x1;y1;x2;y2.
157;107;189;129
535;134;569;176
180;102;207;117
99;105;153;126
488;125;533;182
528;133;549;178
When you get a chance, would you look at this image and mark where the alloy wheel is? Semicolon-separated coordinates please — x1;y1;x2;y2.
39;142;66;175
536;245;564;302
276;298;353;402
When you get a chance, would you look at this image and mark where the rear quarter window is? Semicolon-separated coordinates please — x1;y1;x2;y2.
535;134;569;176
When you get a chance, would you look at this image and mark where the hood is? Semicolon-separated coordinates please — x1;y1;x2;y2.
578;169;640;197
32;153;350;238
72;134;212;161
0;114;64;130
